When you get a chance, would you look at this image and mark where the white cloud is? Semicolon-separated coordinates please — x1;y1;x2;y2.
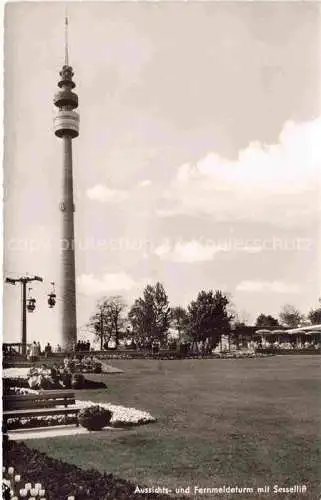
154;239;222;262
154;240;172;258
154;238;264;263
86;184;128;203
159;118;321;222
236;280;301;294
138;179;152;187
77;272;135;295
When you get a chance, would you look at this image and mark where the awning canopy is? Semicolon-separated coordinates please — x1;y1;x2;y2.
286;324;321;335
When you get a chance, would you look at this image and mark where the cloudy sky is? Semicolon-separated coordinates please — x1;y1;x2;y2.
3;1;321;346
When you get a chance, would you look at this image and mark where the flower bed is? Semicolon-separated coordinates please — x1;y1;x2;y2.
27;366;87;390
4;441;178;500
6;414;77;430
3;368;31;379
95;350;274;360
63;356;103;374
213;351;273;359
3;464;47;500
3;365;108;392
3;376;107;395
76;400;156;427
6;397;156;430
4;386;38;396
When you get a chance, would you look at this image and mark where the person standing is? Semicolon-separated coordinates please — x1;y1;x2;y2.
30;341;38;362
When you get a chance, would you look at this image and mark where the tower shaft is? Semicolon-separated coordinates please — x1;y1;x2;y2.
61;136;77;350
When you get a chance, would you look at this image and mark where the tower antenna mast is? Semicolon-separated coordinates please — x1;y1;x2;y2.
65;13;69;66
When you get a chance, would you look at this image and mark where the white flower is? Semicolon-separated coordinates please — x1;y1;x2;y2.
3;368;30;379
8;400;155;428
75;400;156;425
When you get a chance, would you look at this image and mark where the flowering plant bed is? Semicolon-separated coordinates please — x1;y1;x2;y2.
6;414;77;430
4;441;177;500
77;400;156;427
213;351;273;359
3;373;107;393
62;356;103;374
6;397;156;430
3;368;31;379
4;386;38;396
27;366;86;390
95;350;275;360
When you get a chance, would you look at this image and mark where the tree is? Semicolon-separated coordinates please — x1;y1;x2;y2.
187;290;233;351
88;296;126;349
308;307;321;325
255;314;280;329
279;305;303;329
128;282;171;342
171;306;189;338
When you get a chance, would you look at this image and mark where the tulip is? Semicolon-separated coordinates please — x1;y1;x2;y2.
19;489;28;497
14;474;21;482
8;466;14;475
25;483;32;490
30;488;38;495
35;483;42;490
2;466;6;473
38;490;45;496
67;497;75;500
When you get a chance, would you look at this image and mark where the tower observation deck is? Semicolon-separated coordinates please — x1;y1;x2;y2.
53;17;79;350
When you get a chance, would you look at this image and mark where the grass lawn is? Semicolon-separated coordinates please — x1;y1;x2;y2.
26;356;320;499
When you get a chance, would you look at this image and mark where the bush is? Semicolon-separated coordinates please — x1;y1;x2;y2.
93;362;102;373
78;405;112;431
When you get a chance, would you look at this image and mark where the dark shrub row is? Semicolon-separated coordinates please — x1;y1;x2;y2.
257;348;321;355
4;441;184;500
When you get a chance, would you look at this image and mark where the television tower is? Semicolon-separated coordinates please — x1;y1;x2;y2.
53;17;79;350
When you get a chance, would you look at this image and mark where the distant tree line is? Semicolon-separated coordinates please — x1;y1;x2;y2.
86;283;321;351
255;304;321;329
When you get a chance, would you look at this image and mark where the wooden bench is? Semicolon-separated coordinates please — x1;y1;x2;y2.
3;390;80;431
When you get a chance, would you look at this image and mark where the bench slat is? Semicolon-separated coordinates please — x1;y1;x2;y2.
38;390;76;397
38;389;76;394
4;391;75;401
4;396;76;403
5;399;76;410
3;406;80;419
